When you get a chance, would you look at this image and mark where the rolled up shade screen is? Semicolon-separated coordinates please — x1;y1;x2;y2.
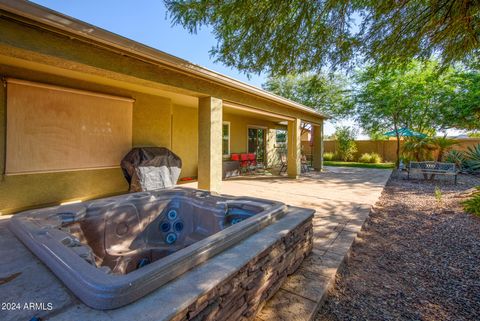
6;79;133;175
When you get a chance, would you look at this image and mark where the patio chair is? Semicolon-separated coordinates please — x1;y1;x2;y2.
247;153;256;174
279;153;287;174
239;153;249;174
301;155;309;173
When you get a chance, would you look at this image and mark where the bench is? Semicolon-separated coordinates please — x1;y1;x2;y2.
407;161;458;184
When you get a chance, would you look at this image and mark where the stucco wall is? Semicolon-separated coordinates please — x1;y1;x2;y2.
223;113;285;167
0;66;175;214
172;104;198;179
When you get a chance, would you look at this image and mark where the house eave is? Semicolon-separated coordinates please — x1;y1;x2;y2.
0;0;326;120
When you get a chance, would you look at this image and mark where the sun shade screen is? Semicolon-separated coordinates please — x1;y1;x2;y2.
6;79;133;174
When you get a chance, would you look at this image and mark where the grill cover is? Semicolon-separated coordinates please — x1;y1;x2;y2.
121;147;182;192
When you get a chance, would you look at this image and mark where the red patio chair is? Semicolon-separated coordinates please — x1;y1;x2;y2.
230;153;240;161
247;153;256;173
239;153;249;174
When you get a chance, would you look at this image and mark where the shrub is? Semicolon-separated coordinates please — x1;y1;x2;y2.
464;144;480;173
402;137;436;161
432;137;458;161
463;187;480;216
358;152;382;163
323;152;335;161
443;143;480;173
443;150;466;170
333;126;357;161
368;152;382;164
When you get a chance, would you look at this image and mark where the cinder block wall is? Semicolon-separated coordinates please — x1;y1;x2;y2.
321;139;480;162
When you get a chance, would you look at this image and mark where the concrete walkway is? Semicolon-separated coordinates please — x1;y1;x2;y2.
185;166;392;320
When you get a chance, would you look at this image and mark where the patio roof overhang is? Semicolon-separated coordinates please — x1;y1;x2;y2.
0;0;326;121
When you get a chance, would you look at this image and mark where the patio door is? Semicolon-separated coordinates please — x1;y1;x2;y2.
247;127;266;166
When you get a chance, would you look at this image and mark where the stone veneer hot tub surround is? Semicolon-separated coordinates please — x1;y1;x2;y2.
169;212;313;321
9;187;314;313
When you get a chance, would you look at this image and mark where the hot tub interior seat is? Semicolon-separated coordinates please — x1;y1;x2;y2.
56;193;267;274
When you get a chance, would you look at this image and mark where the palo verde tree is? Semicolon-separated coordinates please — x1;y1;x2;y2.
353;59;479;165
165;0;480;74
262;72;352;135
262;73;351;118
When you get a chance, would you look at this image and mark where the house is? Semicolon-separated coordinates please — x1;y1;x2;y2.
0;0;325;214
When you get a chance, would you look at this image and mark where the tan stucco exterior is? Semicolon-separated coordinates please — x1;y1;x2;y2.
0;2;324;214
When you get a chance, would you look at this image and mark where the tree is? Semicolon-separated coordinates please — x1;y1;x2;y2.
353;59;474;165
165;0;480;74
436;70;480;131
262;73;351;118
333;126;357;161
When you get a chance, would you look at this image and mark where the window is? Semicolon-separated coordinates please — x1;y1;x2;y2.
222;122;230;156
276;129;287;145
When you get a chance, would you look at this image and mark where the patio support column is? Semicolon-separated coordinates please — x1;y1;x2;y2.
287;118;301;178
198;96;223;193
312;123;323;171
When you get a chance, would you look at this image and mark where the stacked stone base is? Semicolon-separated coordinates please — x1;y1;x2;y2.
171;218;313;321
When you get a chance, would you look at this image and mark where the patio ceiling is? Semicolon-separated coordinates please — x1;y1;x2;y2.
223;101;293;123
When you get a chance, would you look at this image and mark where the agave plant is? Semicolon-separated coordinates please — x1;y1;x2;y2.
443;150;467;171
464;144;480;173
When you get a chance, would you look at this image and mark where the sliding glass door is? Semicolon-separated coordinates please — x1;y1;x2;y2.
247;127;266;166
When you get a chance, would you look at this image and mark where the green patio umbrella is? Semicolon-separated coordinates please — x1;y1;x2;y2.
383;127;427;169
383;127;427;138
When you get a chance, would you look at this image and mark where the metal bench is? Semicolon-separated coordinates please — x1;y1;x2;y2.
407;161;458;184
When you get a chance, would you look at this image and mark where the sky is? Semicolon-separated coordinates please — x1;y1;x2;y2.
30;0;346;136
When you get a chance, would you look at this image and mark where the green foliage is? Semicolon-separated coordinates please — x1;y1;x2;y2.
432;137;458;161
463;187;480;216
323;161;394;169
442;143;480;173
368;131;389;141
464;144;480;173
358;153;382;164
402;137;437;162
262;73;351;119
468;132;480;138
165;1;480;74
354;60;473;136
333;126;357;161
323;152;336;161
443;150;466;170
434;186;442;204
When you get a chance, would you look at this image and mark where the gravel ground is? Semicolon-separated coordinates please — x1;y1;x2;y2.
316;171;480;321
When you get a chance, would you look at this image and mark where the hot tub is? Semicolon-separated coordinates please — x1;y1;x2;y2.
9;188;287;309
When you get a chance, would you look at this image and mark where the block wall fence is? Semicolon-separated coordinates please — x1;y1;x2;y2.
302;139;480;162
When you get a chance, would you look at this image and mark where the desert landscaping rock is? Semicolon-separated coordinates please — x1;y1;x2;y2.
316;172;480;321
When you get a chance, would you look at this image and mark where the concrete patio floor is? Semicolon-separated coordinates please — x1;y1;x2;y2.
184;166;392;321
